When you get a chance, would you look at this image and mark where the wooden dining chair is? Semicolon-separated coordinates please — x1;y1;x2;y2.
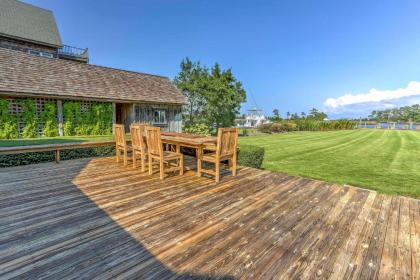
130;123;148;171
146;127;183;179
201;128;238;183
114;124;131;166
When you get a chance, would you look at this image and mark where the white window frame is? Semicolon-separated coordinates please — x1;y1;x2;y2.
28;49;54;58
153;109;167;125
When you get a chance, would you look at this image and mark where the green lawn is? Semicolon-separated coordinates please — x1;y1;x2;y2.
239;129;420;198
0;135;114;147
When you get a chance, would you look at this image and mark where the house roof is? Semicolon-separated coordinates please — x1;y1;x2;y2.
0;0;62;47
0;48;186;104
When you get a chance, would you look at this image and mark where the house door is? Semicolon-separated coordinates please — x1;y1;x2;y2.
115;103;132;132
116;103;123;124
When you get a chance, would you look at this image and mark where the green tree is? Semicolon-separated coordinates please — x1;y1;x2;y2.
203;63;247;128
173;58;208;126
308;108;328;120
291;113;300;120
369;105;420;122
174;58;246;129
271;109;281;121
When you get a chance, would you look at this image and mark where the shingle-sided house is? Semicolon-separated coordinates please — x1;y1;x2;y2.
0;0;185;137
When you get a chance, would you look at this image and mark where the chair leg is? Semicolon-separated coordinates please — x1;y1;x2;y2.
159;158;164;180
215;161;220;183
148;155;153;175
231;156;237;176
116;146;120;163
140;152;146;173
132;151;137;169
179;155;184;176
123;148;128;166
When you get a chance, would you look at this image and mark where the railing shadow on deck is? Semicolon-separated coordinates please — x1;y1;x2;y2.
0;158;235;279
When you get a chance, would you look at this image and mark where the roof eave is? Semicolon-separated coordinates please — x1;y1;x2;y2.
0;33;63;48
0;91;186;106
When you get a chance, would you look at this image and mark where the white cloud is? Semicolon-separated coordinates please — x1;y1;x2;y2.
324;81;420;114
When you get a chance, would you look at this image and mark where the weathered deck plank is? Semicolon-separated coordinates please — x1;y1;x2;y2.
0;157;418;279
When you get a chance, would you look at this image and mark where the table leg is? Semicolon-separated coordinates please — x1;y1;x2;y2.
196;146;202;177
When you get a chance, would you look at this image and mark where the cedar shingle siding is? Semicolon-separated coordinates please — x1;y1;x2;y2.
0;0;62;47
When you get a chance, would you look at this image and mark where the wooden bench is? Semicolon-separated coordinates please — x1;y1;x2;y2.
0;141;116;163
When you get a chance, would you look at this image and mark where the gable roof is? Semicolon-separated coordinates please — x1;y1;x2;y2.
0;0;62;47
0;48;186;104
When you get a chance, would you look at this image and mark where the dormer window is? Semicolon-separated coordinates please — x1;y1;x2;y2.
28;49;54;58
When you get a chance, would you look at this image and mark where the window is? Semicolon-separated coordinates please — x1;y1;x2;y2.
28;49;54;58
153;109;167;124
135;104;141;121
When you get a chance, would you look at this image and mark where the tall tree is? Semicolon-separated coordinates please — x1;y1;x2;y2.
271;109;281;121
173;58;208;126
368;104;420;122
308;108;328;120
203;63;247;128
174;59;246;129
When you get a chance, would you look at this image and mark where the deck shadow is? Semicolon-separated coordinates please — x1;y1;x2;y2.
0;158;235;279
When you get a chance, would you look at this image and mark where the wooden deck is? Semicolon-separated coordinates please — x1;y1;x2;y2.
0;157;419;279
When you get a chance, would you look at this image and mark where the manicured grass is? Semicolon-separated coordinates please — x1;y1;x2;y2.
239;129;420;198
0;135;114;147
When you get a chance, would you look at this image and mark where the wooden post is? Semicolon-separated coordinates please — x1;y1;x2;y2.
112;102;116;134
57;100;63;136
55;150;60;163
129;104;136;125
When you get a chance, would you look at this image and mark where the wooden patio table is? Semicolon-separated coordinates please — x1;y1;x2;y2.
160;132;217;176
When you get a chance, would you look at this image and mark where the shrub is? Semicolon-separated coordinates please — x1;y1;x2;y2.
41;102;59;137
20;99;38;138
241;128;249;136
258;122;297;133
282;122;297;131
258;123;273;134
0;146;115;168
63;101;112;136
237;145;265;168
0;99;18;139
63;101;79;136
259;120;356;133
184;123;211;136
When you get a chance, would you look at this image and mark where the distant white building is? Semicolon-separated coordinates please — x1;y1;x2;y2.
242;108;270;128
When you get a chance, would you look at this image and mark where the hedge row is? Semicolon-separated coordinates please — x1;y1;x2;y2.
0;98;113;139
237;145;265;169
0;146;115;168
0;145;266;170
259;122;297;133
258;120;356;133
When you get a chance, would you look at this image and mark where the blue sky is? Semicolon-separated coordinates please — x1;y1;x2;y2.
25;0;420;118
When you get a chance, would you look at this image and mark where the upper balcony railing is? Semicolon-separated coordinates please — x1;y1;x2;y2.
58;45;89;63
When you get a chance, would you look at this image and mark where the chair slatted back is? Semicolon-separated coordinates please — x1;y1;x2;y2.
146;127;163;157
130;123;148;151
216;128;238;157
114;124;126;148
